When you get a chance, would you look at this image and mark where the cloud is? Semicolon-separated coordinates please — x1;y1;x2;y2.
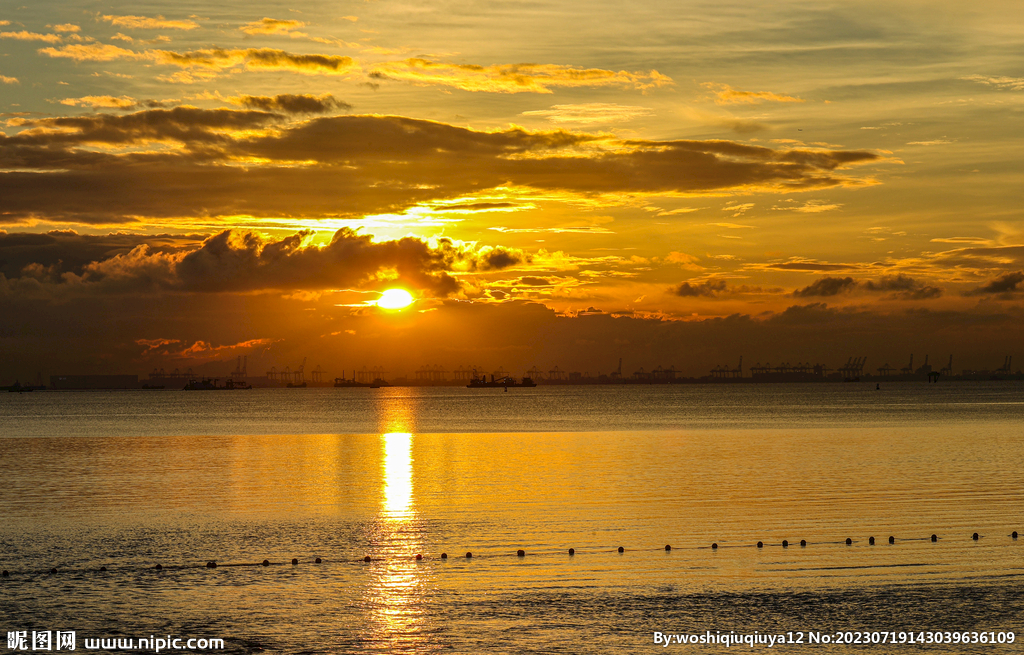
1;74;17;85
230;93;350;113
240;17;305;35
1;30;63;43
60;95;138;109
0;110;881;224
793;276;856;297
50;24;80;33
674;279;727;297
39;43;147;62
39;44;356;76
154;48;356;75
774;199;842;213
962;75;1024;91
520;103;653;124
761;260;861;272
965;271;1024;296
102;15;200;30
370;59;672;94
795;274;941;299
703;83;805;105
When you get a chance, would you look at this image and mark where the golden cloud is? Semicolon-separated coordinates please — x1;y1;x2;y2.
703;83;805;105
240;17;305;35
102;15;200;30
371;58;673;93
50;24;81;33
1;74;17;84
154;47;355;75
39;43;147;62
1;30;63;43
60;95;138;109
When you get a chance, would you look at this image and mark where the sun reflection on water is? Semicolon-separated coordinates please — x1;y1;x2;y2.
383;432;413;518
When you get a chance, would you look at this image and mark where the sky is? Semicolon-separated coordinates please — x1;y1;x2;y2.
1;0;1023;380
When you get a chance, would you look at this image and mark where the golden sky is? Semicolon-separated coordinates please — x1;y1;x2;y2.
2;0;1023;378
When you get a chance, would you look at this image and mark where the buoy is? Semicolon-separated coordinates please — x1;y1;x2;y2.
291;558;298;565
49;568;57;574
711;543;718;549
888;536;894;544
100;566;107;572
516;549;525;557
617;546;624;553
972;533;979;541
869;537;875;545
568;548;575;555
441;553;448;559
800;540;806;547
415;554;423;561
931;534;937;542
2;570;8;577
155;564;162;570
315;557;322;563
363;556;371;562
206;561;217;569
846;538;852;545
1013;531;1018;539
782;540;788;548
665;544;671;551
465;552;472;558
756;541;763;548
262;559;270;567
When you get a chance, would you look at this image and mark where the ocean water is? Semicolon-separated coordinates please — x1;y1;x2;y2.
1;383;1022;653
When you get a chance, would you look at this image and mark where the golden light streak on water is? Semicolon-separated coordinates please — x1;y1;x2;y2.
382;431;413;518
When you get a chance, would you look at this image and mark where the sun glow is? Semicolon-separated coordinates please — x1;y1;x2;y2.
376;288;414;310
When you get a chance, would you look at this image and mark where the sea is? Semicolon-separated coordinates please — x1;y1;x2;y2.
1;382;1022;653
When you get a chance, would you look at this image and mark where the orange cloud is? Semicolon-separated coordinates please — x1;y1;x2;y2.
371;58;672;93
0;74;17;85
1;30;63;43
50;24;81;33
101;15;199;30
703;83;805;105
240;17;305;35
153;47;356;75
39;43;147;62
60;95;138;109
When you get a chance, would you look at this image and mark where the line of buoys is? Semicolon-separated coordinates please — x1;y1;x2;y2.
5;532;1020;579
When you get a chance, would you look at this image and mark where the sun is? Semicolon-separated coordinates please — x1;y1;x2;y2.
376;288;415;310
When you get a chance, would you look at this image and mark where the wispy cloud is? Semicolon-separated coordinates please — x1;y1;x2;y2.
962;74;1024;91
371;59;672;94
101;15;200;30
59;95;138;109
240;17;305;35
703;83;805;105
521;103;653;124
1;30;63;43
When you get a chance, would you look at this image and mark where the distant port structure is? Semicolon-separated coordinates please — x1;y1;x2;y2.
15;353;1022;391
